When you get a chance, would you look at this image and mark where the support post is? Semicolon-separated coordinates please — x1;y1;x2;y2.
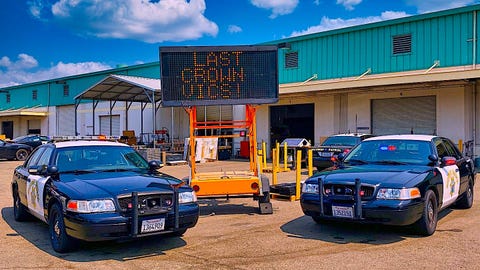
296;150;302;200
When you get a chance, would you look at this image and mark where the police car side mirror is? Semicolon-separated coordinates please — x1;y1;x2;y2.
148;160;164;171
47;166;59;175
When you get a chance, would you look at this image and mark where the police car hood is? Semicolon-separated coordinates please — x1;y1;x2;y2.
319;164;431;188
59;171;181;199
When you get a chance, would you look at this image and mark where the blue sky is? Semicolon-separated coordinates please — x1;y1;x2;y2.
1;0;479;88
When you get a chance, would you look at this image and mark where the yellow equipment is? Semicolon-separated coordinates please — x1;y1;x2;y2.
186;105;272;214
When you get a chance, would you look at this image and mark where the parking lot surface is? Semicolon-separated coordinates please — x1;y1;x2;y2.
1;159;479;269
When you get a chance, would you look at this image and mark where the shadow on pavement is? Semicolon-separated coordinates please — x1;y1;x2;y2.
2;207;187;262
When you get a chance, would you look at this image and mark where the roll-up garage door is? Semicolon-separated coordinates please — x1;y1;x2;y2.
196;106;233;121
372;96;436;135
57;105;75;136
99;115;120;136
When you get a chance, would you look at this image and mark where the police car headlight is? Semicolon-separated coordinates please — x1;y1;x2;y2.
179;191;197;204
67;199;116;213
376;188;421;200
302;183;319;194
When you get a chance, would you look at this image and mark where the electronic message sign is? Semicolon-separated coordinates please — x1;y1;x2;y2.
160;45;278;107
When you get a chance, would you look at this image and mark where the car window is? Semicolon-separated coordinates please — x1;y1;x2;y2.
345;139;432;165
442;138;462;159
322;136;360;146
434;139;449;159
37;147;53;167
25;147;46;168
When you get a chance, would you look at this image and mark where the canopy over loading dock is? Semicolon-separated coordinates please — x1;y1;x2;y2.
74;74;162;142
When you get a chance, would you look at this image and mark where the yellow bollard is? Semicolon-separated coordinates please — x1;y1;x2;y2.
258;149;264;172
284;142;288;171
458;139;463;153
272;148;278;185
308;149;313;176
262;141;267;170
276;142;280;169
296;149;302;200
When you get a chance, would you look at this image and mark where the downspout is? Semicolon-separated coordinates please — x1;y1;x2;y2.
473;11;477;160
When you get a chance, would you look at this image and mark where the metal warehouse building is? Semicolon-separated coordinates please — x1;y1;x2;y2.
1;5;480;159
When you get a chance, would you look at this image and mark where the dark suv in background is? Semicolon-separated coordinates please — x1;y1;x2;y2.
312;133;374;171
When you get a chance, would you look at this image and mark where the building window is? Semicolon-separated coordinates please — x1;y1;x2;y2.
32;89;38;100
392;34;412;55
63;84;69;96
6;93;10;103
285;52;298;68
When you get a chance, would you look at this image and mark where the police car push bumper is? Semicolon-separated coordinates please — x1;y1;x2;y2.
64;192;199;242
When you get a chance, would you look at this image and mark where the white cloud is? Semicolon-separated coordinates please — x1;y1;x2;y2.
290;11;410;37
405;0;478;13
27;0;219;43
0;54;111;88
228;25;242;33
250;0;299;18
336;0;362;11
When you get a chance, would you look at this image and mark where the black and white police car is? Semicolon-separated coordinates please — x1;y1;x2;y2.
301;134;475;235
11;137;199;253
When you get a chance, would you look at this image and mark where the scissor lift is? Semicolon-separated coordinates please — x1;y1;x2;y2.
186;104;273;214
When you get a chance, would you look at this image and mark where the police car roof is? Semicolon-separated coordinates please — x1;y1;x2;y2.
54;140;127;148
364;134;436;142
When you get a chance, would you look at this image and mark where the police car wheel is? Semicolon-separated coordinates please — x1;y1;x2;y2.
456;177;474;209
413;189;438;236
49;203;77;253
13;188;30;221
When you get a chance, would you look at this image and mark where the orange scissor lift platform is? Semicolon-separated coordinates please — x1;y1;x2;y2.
186;105;273;214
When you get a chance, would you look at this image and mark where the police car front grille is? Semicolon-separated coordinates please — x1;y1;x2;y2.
323;184;375;200
117;193;174;216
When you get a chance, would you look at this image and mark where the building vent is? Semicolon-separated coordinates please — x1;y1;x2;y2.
285;52;298;68
32;89;38;100
393;34;412;54
63;84;69;96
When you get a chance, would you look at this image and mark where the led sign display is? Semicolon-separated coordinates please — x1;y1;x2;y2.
160;45;278;106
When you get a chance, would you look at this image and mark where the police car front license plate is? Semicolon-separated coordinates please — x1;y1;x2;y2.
332;205;354;218
141;218;165;233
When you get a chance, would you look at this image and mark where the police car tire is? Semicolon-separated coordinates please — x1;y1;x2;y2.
413;189;438;236
13;188;30;222
456;178;474;209
49;203;77;253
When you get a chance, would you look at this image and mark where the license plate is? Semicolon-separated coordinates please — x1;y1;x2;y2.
320;152;333;157
332;205;354;218
140;218;165;233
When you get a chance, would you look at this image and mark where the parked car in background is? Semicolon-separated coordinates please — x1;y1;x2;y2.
13;135;52;149
301;134;475;236
0;139;32;161
312;133;374;171
11;139;199;253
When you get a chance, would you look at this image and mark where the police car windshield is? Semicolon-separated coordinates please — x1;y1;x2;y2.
55;146;149;173
344;139;433;166
322;136;360;147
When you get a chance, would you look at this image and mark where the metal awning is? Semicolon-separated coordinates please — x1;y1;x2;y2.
0;108;48;117
75;74;161;103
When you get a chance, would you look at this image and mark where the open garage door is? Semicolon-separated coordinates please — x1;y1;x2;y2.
270;103;315;146
372;96;436;135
